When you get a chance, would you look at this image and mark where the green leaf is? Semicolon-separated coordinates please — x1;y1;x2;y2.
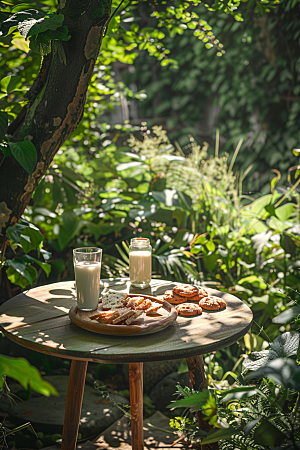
275;203;294;222
19;13;64;38
151;175;166;191
32;259;51;277
280;233;296;256
178;191;192;211
6;223;27;243
6;263;37;288
264;204;277;217
160;155;185;162
0;9;43;36
244;418;261;437
58;211;82;249
246;358;300;390
0;111;8;140
220;386;257;403
269;332;300;358
14;254;51;277
243;333;300;372
253;418;285;446
273;306;300;324
177;358;188;374
29;33;51;55
63;182;78;206
203;253;218;272
238;275;267;289
11;4;36;13
0;355;58;397
6;259;29;279
20;225;44;253
0;144;12;157
60;165;85;183
0;75;22;94
8;141;37;175
115;243;129;264
274;388;289;412
200;426;235;444
194;235;207;245
12;35;30;53
167;389;209;410
116;161;144;171
84;221;105;241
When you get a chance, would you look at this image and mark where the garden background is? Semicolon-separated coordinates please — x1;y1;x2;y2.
0;0;300;448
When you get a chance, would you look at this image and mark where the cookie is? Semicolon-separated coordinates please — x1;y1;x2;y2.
135;299;153;310
176;303;202;316
189;287;208;302
163;290;187;305
214;297;226;309
199;296;226;311
173;284;199;298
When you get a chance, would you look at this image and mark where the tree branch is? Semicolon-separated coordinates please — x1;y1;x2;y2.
0;0;112;245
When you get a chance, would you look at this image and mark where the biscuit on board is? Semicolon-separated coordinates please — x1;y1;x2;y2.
102;290;128;310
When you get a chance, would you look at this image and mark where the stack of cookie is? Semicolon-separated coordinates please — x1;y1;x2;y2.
163;284;226;316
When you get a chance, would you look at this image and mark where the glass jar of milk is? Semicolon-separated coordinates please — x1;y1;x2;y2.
129;238;152;288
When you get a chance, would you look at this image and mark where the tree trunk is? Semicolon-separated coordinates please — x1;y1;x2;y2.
0;0;111;247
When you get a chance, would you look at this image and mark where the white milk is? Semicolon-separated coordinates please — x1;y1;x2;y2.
129;250;152;286
74;261;101;310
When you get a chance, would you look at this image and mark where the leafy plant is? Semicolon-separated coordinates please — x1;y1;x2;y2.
121;1;300;193
167;291;300;449
0;356;58;397
1;217;51;290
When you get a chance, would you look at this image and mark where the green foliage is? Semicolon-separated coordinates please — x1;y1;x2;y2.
0;3;299;445
0;8;70;56
8;141;37;175
242;332;299;372
0;355;58;396
1;219;51;289
168;289;300;449
122;1;300;192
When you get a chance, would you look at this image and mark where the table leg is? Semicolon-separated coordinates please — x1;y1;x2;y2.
186;356;219;450
186;355;208;390
129;362;144;450
61;360;88;450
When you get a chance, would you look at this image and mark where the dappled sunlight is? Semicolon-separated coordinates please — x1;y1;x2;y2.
0;314;25;330
54;306;70;313
100;278;131;295
0;282;76;335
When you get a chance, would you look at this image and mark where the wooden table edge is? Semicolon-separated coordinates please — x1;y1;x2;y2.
0;319;252;364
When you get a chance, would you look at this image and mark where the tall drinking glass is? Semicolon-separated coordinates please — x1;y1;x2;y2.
73;247;102;311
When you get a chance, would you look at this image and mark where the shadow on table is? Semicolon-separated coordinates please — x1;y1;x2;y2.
0;285;77;330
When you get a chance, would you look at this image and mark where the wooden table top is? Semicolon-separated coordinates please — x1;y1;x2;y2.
0;279;253;363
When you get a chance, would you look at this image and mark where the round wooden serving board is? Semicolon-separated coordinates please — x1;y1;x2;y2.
69;294;177;336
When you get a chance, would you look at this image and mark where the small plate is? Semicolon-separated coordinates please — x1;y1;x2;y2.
69;293;177;336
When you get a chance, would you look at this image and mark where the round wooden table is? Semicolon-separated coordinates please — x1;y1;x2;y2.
0;278;252;450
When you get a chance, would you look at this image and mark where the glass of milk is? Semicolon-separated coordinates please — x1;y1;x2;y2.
73;247;102;311
129;238;152;288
